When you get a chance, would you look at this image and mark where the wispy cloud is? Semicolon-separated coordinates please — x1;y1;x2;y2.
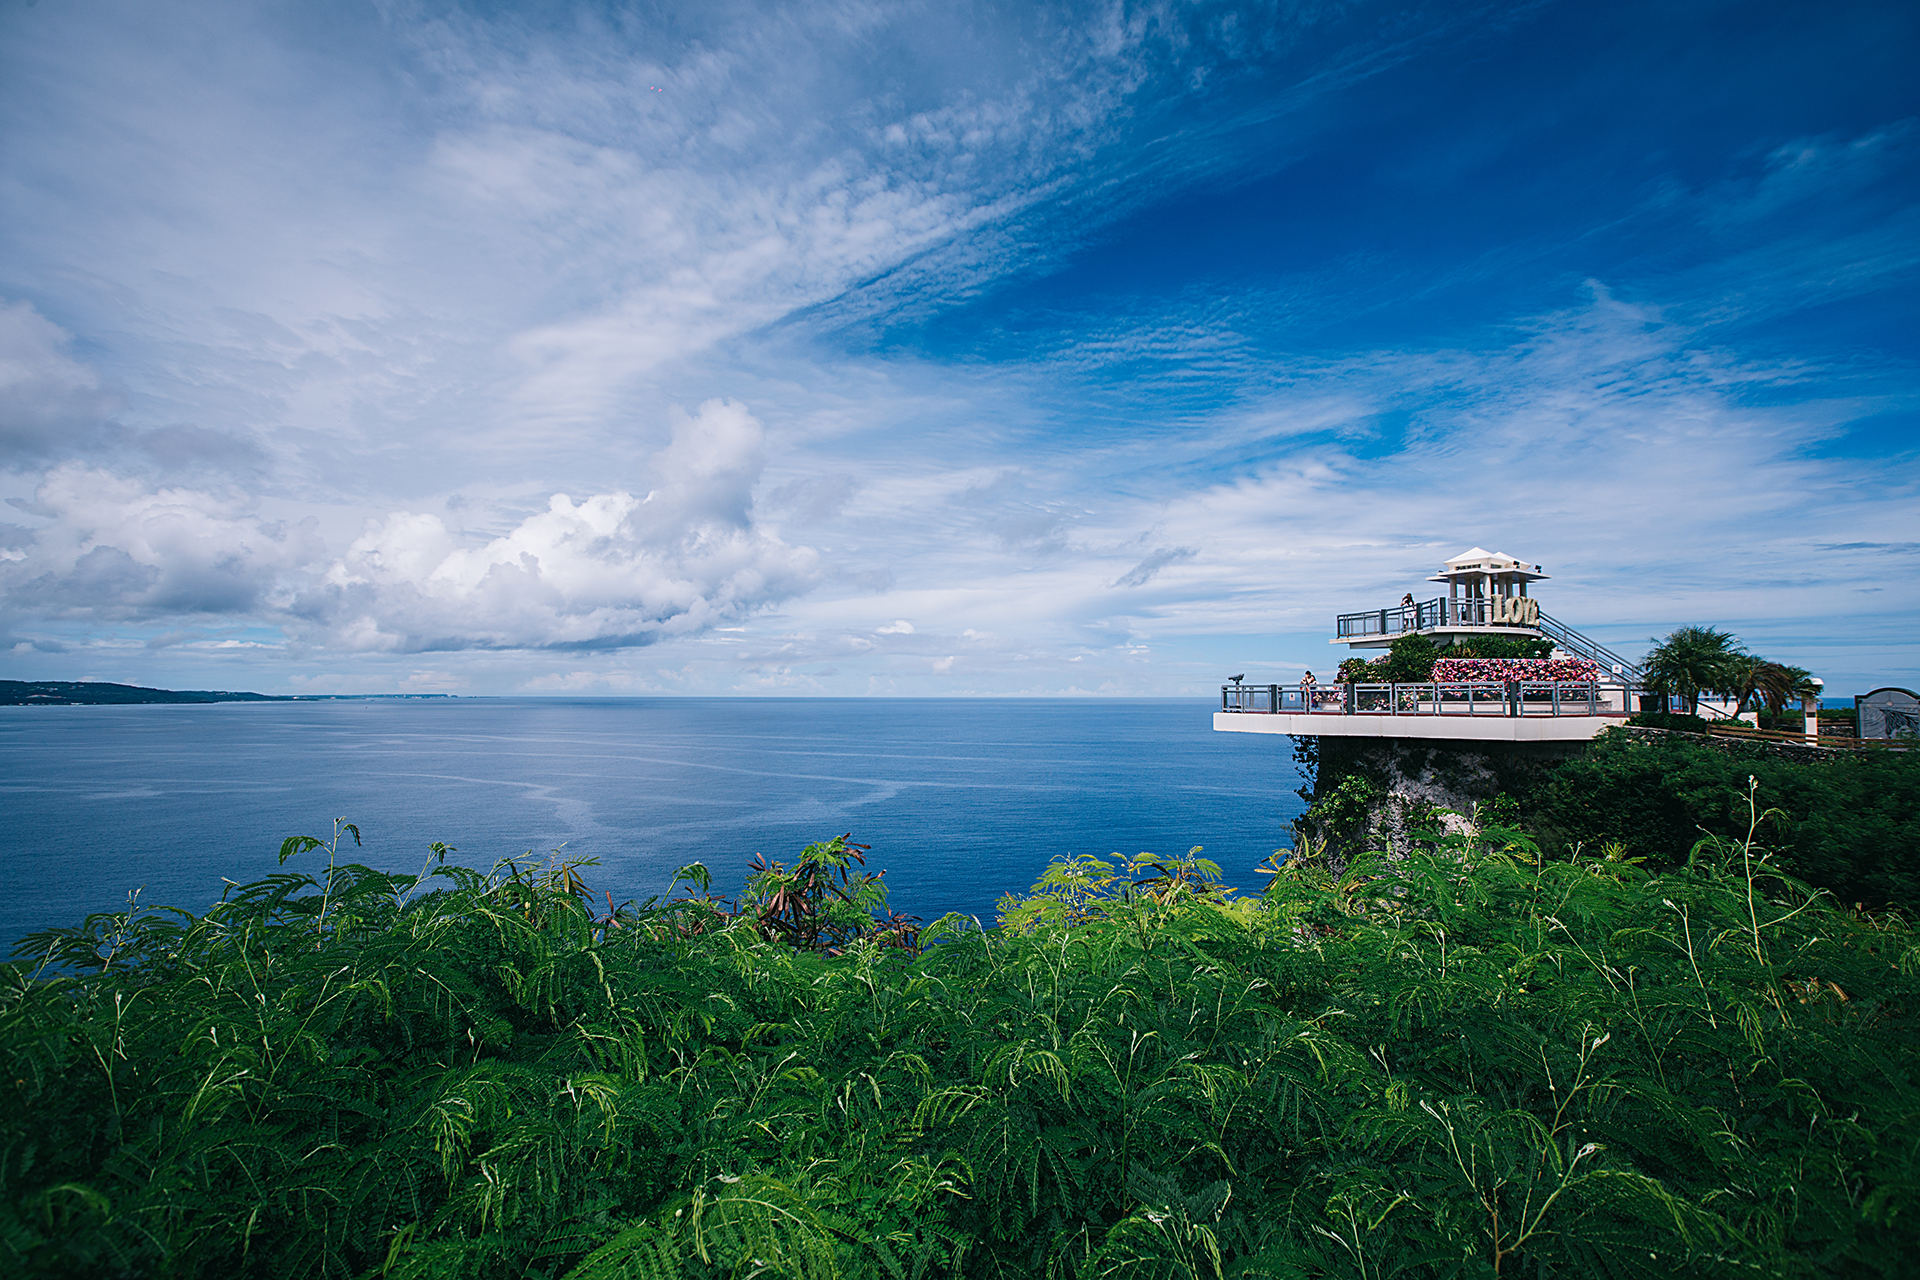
0;0;1913;693
1114;546;1197;588
0;300;124;465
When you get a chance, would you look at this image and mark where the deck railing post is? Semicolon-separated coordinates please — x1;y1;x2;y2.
1222;677;1638;720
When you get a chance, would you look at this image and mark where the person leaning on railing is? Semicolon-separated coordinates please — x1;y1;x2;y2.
1300;669;1317;709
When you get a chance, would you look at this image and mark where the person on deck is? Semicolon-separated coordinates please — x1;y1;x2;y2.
1299;669;1317;709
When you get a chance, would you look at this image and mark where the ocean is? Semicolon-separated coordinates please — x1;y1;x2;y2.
0;697;1305;951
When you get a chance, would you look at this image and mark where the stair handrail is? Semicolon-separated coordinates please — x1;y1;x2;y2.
1535;610;1645;686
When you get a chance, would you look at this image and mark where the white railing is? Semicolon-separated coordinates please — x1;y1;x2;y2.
1330;600;1645;685
1221;680;1638;718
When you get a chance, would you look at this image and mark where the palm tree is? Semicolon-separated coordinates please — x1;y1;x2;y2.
1643;625;1744;716
1725;653;1766;719
1725;657;1821;719
1755;662;1820;713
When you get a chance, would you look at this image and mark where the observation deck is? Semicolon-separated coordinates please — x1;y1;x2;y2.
1214;679;1635;743
1218;545;1647;743
1338;595;1543;641
1329;547;1644;683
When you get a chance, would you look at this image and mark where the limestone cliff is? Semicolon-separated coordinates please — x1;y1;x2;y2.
1292;734;1584;859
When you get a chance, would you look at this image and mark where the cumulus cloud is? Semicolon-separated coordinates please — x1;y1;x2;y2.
1;466;319;617
301;400;820;650
0;400;820;651
2;3;1912;695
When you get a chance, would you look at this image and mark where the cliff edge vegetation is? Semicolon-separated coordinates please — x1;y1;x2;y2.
1293;727;1920;911
4;794;1915;1278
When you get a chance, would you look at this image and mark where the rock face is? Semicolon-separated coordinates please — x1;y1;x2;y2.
1293;725;1893;861
1296;734;1585;859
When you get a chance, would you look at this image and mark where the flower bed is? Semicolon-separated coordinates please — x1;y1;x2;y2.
1431;656;1602;683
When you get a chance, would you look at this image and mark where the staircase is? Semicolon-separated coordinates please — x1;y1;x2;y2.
1537;611;1645;685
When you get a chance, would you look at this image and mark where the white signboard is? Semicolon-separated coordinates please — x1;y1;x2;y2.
1859;687;1920;739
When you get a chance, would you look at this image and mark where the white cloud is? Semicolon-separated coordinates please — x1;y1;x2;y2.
1709;121;1920;227
2;400;819;652
2;465;321;618
1065;288;1917;642
0;0;1423;483
301;399;821;651
0;3;1911;695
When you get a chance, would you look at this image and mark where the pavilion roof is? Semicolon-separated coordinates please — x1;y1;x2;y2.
1427;547;1549;582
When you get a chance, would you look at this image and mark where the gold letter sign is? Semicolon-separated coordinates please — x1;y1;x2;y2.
1492;597;1540;626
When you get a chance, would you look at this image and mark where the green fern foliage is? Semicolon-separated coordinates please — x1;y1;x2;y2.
3;792;1916;1277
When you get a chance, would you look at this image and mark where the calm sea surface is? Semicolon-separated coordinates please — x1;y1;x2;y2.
0;698;1303;950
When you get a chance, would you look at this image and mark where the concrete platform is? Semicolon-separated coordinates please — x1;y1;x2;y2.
1213;712;1626;743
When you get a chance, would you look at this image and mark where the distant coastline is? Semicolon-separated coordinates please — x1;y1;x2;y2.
0;680;455;706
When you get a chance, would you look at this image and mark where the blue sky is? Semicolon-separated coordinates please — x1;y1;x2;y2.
1;0;1914;696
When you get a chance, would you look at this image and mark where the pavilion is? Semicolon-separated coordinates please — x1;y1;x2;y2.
1218;547;1640;743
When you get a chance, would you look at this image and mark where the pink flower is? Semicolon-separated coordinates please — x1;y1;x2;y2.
1431;657;1601;683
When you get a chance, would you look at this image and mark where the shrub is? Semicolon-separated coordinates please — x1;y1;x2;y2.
1444;634;1554;660
1293;771;1380;854
1335;656;1374;683
1758;707;1808;732
1334;635;1578;685
1371;634;1439;683
1536;728;1920;907
4;807;1917;1278
1623;711;1716;733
